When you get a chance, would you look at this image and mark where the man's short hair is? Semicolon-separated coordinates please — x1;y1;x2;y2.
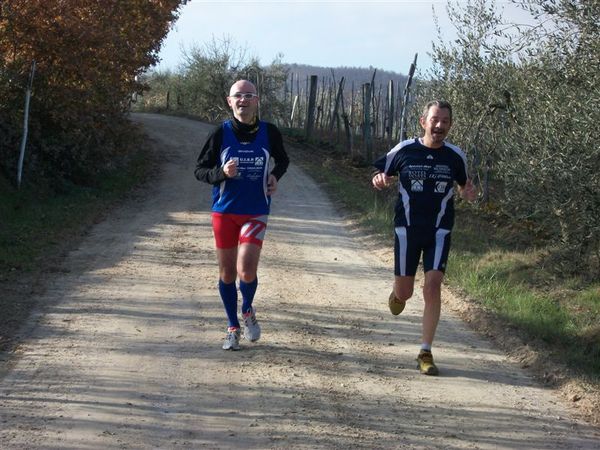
422;100;453;121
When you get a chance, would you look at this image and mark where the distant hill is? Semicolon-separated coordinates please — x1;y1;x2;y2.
283;63;408;90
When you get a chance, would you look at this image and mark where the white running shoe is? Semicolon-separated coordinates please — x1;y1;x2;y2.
222;328;241;350
242;307;261;342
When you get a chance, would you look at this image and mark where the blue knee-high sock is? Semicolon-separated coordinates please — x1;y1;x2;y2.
239;278;258;314
218;280;239;329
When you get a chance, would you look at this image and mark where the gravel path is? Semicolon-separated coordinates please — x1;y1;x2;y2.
0;113;598;449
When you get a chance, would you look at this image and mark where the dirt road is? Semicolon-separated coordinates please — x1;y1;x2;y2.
1;114;598;449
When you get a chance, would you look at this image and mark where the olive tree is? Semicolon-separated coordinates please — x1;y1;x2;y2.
421;0;600;275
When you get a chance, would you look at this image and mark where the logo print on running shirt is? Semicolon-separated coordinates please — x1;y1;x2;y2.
426;154;434;160
411;180;424;192
435;181;447;193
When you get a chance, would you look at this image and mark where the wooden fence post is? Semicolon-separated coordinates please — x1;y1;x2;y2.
305;75;318;139
386;79;395;146
283;73;294;128
329;76;345;132
297;75;301;127
315;76;325;130
399;53;418;141
339;81;353;156
290;95;299;128
362;82;372;161
373;84;382;138
370;70;377;138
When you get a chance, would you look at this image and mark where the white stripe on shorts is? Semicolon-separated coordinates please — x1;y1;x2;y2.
240;215;268;242
434;228;451;270
394;226;408;276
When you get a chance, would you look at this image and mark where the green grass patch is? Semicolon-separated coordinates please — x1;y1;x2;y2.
0;145;154;274
446;251;574;341
447;248;600;374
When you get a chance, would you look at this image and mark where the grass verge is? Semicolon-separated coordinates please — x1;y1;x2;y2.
0;149;154;272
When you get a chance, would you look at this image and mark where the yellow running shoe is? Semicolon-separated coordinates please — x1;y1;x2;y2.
417;350;439;376
388;291;406;315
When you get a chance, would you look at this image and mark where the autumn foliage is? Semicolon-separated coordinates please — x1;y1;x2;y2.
0;0;187;185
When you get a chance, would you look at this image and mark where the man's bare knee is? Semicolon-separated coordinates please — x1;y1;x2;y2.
394;276;415;301
238;271;256;283
423;272;443;303
220;268;237;284
219;255;237;283
395;286;414;301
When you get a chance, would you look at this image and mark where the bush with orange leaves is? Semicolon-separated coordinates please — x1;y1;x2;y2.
0;0;187;187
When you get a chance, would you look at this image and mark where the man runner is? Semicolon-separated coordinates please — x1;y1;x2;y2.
195;79;289;350
372;100;477;375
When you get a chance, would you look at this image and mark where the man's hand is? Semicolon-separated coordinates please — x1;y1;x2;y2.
223;159;238;178
267;174;278;195
372;172;393;190
459;179;478;202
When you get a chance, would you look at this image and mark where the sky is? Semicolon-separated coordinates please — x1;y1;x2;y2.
155;0;528;76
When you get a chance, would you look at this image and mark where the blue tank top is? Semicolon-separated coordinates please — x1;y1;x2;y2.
211;120;272;215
